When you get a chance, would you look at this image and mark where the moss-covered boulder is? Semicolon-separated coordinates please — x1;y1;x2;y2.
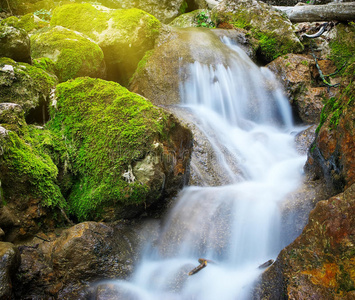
1;14;49;33
211;0;304;62
255;183;355;299
170;9;215;28
0;58;57;124
49;77;192;221
50;3;161;85
0;25;31;64
31;26;106;83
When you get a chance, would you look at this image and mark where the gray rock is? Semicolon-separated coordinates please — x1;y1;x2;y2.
0;25;31;64
0;242;20;299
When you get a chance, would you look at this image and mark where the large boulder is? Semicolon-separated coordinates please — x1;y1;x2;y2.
267;54;340;124
0;58;57;124
49;77;192;221
31;26;106;82
255;183;355;299
0;25;31;64
130;27;257;106
50;3;161;85
0;14;49;33
0;242;20;299
211;0;304;62
13;220;160;299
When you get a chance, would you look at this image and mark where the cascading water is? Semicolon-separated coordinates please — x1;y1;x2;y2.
106;33;306;299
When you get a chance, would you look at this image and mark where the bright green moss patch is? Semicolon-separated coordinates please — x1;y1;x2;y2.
31;26;106;82
0;128;65;208
48;77;171;221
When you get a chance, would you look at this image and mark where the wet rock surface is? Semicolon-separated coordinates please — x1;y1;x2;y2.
255;183;355;299
0;242;20;299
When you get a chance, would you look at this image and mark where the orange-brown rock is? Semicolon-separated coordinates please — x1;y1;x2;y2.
267;54;340;124
255;183;355;299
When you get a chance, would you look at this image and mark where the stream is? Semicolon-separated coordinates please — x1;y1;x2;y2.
107;33;306;299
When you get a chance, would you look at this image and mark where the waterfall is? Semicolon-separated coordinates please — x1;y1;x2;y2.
105;33;306;299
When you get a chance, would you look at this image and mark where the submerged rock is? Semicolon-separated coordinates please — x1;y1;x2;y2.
211;0;304;62
31;26;106;82
0;57;57;124
49;77;192;221
255;183;355;299
0;25;31;64
50;3;161;85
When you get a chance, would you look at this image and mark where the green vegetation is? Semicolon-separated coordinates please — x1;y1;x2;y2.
30;26;105;82
48;77;171;221
0;127;65;208
194;11;215;28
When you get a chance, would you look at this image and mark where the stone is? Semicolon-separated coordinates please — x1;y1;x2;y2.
211;0;304;63
31;26;106;82
49;77;192;221
0;242;20;299
267;54;339;124
0;25;31;64
255;183;355;299
50;3;161;85
0;57;57;124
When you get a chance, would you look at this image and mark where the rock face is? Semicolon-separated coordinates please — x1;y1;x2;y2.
255;183;355;299
31;26;106;82
211;0;304;62
130;27;257;106
267;54;339;124
305;62;355;193
49;77;192;221
50;3;161;85
0;25;31;64
0;58;57;124
0;242;20;299
13;220;160;299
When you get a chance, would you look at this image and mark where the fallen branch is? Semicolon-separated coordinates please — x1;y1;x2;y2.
274;3;355;23
5;0;13;15
188;258;215;276
303;22;328;39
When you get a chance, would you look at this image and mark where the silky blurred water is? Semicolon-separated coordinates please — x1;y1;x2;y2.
107;35;306;299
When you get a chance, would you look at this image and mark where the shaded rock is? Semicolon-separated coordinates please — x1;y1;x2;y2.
0;103;26;132
0;126;66;242
14;219;160;299
255;183;355;299
31;26;106;82
267;54;339;124
50;3;161;85
49;77;192;221
0;58;57;124
130;27;256;106
211;0;304;63
0;25;31;64
0;242;20;299
294;124;317;155
305;62;355;193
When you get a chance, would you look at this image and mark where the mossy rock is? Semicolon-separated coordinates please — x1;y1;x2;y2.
211;0;304;63
31;26;106;83
50;3;161;85
1;14;49;33
0;25;31;64
170;9;215;28
49;77;192;221
0;58;57;124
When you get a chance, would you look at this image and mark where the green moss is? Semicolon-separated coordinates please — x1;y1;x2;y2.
33;57;56;75
0;16;19;27
0;58;57;115
0;128;65;208
329;23;355;70
31;26;105;82
48;77;171;221
129;49;154;84
179;1;188;15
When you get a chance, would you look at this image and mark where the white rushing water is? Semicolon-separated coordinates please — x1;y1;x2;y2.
108;35;306;299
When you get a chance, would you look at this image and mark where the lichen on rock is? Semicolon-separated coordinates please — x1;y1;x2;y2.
50;3;161;85
49;77;192;221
